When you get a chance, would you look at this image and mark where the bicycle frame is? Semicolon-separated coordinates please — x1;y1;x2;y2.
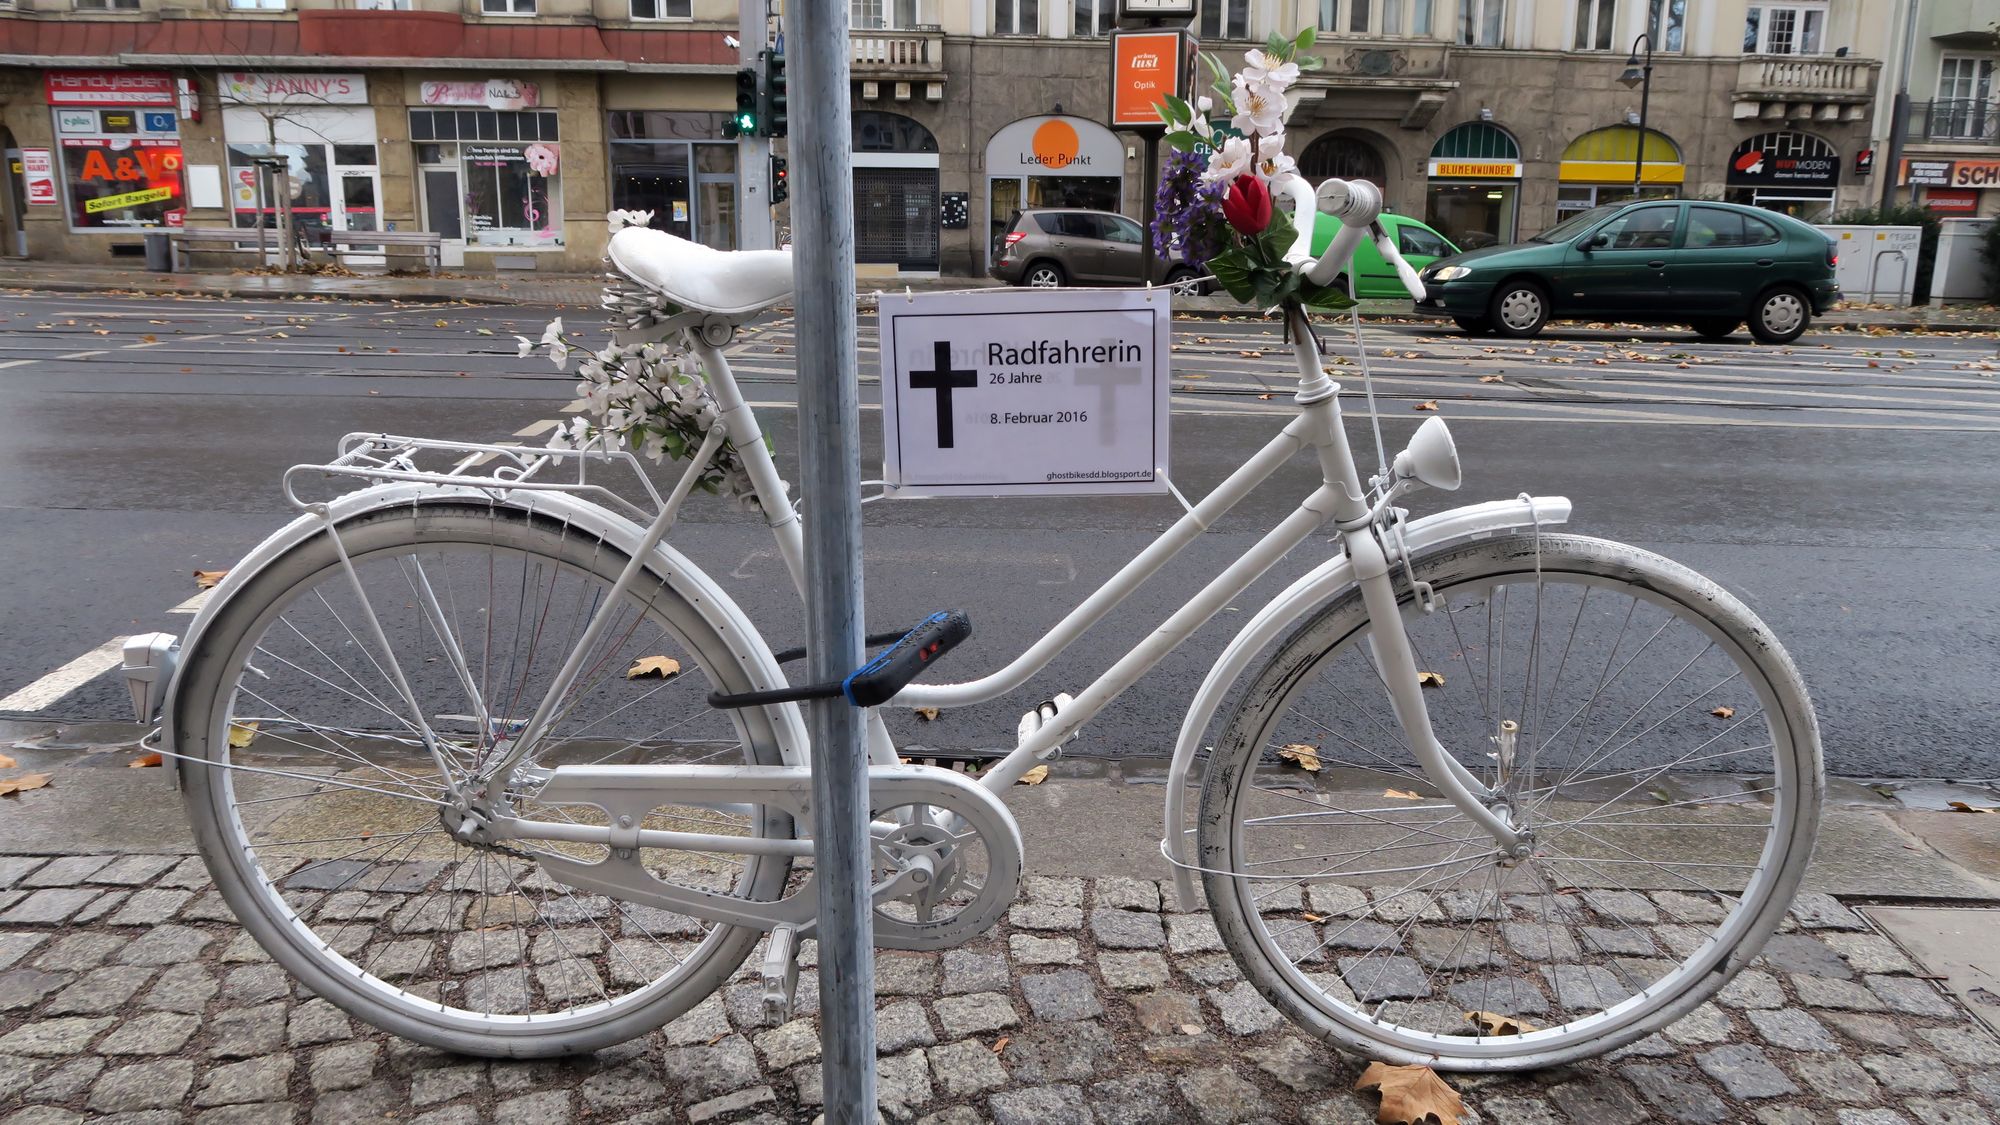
485;302;1531;854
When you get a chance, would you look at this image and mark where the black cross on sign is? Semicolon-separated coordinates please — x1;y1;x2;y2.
908;340;978;449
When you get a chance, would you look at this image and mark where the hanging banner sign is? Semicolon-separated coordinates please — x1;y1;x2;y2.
21;150;56;206
878;287;1171;498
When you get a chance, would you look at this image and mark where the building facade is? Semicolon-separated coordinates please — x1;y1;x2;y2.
1869;0;1998;217
0;0;1899;274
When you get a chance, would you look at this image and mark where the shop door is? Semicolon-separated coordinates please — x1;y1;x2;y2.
988;177;1023;272
422;168;463;242
335;169;384;265
855;167;939;271
3;148;24;257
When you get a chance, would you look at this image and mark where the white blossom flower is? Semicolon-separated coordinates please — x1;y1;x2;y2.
1242;49;1300;90
549;340;570;370
1256;133;1298;180
1203;135;1253;184
516;335;535;358
540;317;565;347
1230;78;1288;136
1196;95;1214;113
1190;113;1214;139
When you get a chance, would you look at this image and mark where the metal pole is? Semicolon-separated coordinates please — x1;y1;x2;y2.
1878;0;1920;211
790;0;875;1119
1631;37;1653;199
1140;133;1158;285
737;0;775;250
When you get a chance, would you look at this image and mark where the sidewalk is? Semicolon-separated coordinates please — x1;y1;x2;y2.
1;741;1999;1124
4;260;1996;333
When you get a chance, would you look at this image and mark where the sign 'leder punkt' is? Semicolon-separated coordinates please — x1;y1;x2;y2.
878;288;1171;498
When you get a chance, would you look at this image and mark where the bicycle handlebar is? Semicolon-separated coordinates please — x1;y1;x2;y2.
1268;172;1428;302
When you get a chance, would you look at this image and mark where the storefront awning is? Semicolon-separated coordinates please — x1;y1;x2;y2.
1559;125;1684;184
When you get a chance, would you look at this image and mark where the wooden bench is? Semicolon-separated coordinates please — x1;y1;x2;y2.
170;227;442;275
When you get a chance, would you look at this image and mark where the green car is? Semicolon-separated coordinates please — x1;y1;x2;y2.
1309;212;1460;299
1414;199;1840;344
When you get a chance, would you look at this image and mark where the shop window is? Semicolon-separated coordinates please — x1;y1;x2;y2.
1199;0;1249;41
1300;133;1387;185
1458;0;1503;45
993;0;1037;35
482;0;536;14
59;137;185;231
228;143;331;232
1573;0;1614;50
632;0;692;19
1743;3;1823;55
854;111;938;153
1073;0;1113;36
407;110;562;247
1646;0;1685;52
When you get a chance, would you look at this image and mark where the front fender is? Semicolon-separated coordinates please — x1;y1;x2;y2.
156;484;807;787
1160;495;1570;907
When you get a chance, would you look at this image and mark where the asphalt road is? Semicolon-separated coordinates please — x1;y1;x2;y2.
0;290;1995;779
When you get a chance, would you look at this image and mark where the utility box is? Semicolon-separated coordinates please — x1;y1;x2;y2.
143;231;173;273
1815;225;1922;304
1929;218;1995;306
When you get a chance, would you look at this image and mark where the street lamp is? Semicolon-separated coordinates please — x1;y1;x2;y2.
1617;34;1654;202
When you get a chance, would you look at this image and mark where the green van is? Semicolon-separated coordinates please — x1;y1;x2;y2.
1309;212;1461;299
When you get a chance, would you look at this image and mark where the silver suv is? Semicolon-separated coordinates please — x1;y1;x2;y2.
990;208;1201;291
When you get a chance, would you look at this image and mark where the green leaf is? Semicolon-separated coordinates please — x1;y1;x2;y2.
1203;51;1231;85
1265;31;1290;58
1296;54;1324;70
1207;249;1258;304
1300;280;1357;311
1162;130;1200;152
1294;26;1316;50
1255;206;1302;265
1162;93;1192;123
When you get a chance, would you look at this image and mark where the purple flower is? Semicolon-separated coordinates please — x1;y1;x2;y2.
1151;148;1227;270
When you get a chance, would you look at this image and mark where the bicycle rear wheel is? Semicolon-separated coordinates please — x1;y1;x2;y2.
1199;533;1821;1069
172;502;795;1056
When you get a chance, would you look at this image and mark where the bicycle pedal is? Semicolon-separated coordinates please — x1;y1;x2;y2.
761;925;801;1024
1016;692;1080;750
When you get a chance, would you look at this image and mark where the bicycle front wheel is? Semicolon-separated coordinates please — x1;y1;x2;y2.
171;502;796;1057
1199;533;1821;1069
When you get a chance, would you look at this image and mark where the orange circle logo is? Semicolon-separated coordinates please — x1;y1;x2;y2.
1031;119;1080;170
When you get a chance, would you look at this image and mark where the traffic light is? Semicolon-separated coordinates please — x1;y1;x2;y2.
725;67;758;139
760;50;787;138
770;154;788;205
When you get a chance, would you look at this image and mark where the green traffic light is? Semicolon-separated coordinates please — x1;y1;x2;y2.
734;111;757;132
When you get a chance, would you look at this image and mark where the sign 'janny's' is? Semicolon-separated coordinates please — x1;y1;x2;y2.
878;287;1171;497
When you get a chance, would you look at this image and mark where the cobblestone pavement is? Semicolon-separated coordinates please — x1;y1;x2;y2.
1;856;1996;1124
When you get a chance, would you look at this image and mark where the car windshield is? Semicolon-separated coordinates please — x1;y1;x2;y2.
1531;204;1624;244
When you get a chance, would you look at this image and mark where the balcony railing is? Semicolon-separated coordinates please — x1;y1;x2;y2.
850;26;942;76
1734;54;1876;101
1909;99;2000;146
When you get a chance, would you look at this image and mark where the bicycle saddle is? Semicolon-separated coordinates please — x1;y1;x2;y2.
607;226;794;317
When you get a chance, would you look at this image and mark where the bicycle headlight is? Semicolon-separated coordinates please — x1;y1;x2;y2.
1431;265;1472;281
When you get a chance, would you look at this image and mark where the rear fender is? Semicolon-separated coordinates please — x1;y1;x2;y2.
1160;495;1571;907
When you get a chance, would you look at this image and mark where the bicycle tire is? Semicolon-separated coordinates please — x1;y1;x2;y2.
172;501;795;1057
1198;533;1821;1069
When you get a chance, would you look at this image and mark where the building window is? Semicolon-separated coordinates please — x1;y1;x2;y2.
1573;0;1613;50
227;0;286;8
632;0;691;17
72;0;140;9
1646;0;1684;51
993;0;1037;34
55;110;185;232
1932;57;1996;139
1200;0;1250;40
1743;3;1823;55
408;110;562;246
1073;0;1112;35
482;0;536;14
1458;0;1503;46
1413;0;1432;35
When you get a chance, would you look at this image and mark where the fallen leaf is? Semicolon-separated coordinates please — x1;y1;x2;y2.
435;319;450;328
475;328;495;336
227;721;259;749
1465;1010;1540;1036
0;773;52;797
92;328;109;335
1416;670;1445;688
1302;912;1326;923
1413;400;1439;412
194;569;229;589
1356;1061;1464;1125
1478;374;1504;383
1018;765;1049;785
129;752;163;768
1238;349;1263;358
913;706;941;721
1258;393;1276;400
1947;801;1998;814
1384;788;1423;800
1182;373;1208;380
991;1036;1010;1054
625;656;682;680
141;334;157;343
0;754;12;768
1277;743;1322;772
1593;357;1611;365
1710;705;1735;719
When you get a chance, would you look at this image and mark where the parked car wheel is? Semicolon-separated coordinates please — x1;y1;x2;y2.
1489;280;1550;338
1167;268;1206;297
1023;262;1066;289
1454;317;1494;336
1749;287;1810;344
1690;319;1741;341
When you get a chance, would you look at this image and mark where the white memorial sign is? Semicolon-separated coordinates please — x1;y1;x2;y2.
879;287;1170;497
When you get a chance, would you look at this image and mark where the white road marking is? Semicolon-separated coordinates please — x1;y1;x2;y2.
0;359;33;370
0;637;128;713
56;350;106;360
168;591;210;615
512;419;561;438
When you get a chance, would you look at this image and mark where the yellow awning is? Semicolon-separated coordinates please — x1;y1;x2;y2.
1559;126;1685;184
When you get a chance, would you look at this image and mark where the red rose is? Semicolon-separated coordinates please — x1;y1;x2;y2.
1221;175;1272;236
